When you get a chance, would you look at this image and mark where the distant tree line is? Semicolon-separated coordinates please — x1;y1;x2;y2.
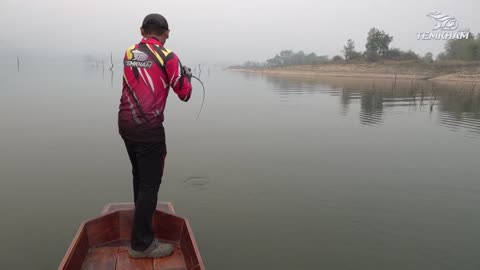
265;50;329;67
237;50;330;69
343;28;480;62
341;28;423;62
438;33;480;61
236;28;480;68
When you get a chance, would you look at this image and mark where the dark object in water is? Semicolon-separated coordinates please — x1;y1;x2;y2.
58;202;204;270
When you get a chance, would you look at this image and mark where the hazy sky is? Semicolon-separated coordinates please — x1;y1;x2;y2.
1;0;478;65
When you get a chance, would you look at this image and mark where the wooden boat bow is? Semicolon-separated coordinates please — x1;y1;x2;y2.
59;202;205;270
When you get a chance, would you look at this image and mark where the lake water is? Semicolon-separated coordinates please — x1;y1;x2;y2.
1;59;480;269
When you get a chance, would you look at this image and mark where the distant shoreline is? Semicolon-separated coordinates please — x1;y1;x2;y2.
228;62;480;83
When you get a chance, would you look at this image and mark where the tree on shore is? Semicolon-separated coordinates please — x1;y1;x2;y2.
237;28;480;68
332;55;344;61
265;50;329;67
383;48;419;61
442;33;480;61
342;39;362;60
365;28;393;61
423;52;434;63
243;61;262;68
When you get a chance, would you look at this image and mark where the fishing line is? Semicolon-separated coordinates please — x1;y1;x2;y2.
191;75;206;120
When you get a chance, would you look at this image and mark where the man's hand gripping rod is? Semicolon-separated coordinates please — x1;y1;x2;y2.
183;66;206;120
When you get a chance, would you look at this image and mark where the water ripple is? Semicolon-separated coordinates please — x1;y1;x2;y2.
437;111;480;136
183;176;210;190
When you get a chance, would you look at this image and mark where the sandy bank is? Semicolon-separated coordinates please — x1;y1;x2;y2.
229;62;480;83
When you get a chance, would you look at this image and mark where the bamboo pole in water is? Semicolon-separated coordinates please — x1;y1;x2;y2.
17;56;20;72
110;52;114;71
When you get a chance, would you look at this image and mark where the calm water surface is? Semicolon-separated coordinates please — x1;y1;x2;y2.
1;58;479;269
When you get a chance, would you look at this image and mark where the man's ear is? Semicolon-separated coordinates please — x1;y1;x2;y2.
166;30;170;39
140;27;145;37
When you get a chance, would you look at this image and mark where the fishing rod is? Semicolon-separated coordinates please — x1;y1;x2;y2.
191;75;206;120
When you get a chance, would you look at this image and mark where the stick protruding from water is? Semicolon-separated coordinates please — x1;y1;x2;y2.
110;52;114;71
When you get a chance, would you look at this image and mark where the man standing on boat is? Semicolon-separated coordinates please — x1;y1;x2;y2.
118;13;192;258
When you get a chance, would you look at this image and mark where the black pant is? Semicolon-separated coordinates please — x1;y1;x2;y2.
123;137;166;251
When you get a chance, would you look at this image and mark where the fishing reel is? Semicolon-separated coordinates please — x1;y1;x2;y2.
182;65;193;82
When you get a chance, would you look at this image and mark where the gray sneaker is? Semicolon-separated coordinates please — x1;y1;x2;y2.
128;240;174;259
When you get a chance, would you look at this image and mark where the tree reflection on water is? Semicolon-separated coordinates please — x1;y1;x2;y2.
256;73;480;135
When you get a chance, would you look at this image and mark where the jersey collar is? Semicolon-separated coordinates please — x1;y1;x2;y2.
140;37;164;46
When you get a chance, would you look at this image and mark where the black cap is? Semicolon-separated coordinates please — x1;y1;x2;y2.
142;14;169;30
